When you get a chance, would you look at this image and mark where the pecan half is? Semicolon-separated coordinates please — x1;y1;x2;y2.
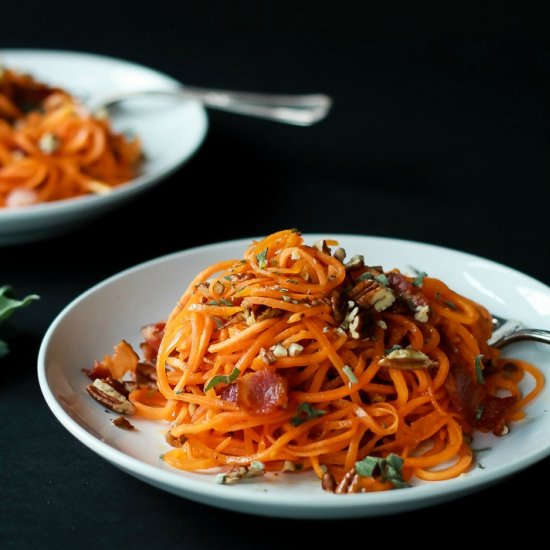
86;378;135;414
378;348;438;370
347;279;395;313
335;467;362;494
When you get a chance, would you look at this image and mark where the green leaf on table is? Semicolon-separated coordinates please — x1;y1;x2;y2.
0;286;39;358
0;286;39;323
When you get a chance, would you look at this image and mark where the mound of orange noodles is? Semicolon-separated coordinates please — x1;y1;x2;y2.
88;230;543;492
0;66;141;207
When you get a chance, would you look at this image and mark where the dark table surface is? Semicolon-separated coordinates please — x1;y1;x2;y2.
2;4;550;548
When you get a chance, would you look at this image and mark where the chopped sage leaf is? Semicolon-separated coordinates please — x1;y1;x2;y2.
473;447;492;454
384;344;402;354
355;456;380;477
374;273;389;286
290;403;326;426
412;271;428;287
379;454;409;488
256;248;268;269
475;354;484;384
444;299;457;311
204;367;240;392
343;365;358;385
355;453;409;488
212;317;224;329
475;405;484;421
358;272;374;281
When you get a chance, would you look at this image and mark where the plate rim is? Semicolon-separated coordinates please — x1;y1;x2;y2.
37;233;550;518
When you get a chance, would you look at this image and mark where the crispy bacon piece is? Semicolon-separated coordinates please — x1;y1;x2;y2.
220;382;238;403
446;364;516;435
83;361;111;380
387;271;428;310
235;369;288;415
83;339;139;380
140;322;165;363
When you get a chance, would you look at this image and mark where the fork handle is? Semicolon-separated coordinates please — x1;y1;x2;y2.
490;328;550;349
98;88;332;126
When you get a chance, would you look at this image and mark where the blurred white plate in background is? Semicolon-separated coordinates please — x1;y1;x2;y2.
0;49;208;245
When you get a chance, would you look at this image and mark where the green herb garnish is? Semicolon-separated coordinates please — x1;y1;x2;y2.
290;403;326;426
207;299;233;307
473;447;492;454
412;271;428;287
204;367;240;392
358;272;374;281
355;456;380;477
475;405;484;421
374;273;389;286
343;365;358;385
256;248;268;269
384;344;402;354
355;453;410;489
212;317;224;329
475;354;484;384
444;300;457;310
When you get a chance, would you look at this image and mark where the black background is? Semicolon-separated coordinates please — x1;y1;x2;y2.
2;3;550;548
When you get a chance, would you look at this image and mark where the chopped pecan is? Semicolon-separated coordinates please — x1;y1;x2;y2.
386;272;431;323
288;343;304;356
330;290;345;322
335;467;362;494
347;279;395;313
312;239;331;254
259;347;277;365
165;431;187;447
216;461;266;485
378;348;438;370
113;416;135;430
256;307;284;322
345;255;364;270
322;471;337;492
333;247;346;263
86;378;135;414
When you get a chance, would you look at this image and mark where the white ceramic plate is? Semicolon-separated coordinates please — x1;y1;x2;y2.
0;49;208;244
38;235;550;519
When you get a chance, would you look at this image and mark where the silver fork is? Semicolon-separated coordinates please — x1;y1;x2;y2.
91;88;332;126
488;314;550;349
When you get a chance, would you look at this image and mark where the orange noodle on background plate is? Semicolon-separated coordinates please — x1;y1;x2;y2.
0;67;141;207
84;229;543;493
